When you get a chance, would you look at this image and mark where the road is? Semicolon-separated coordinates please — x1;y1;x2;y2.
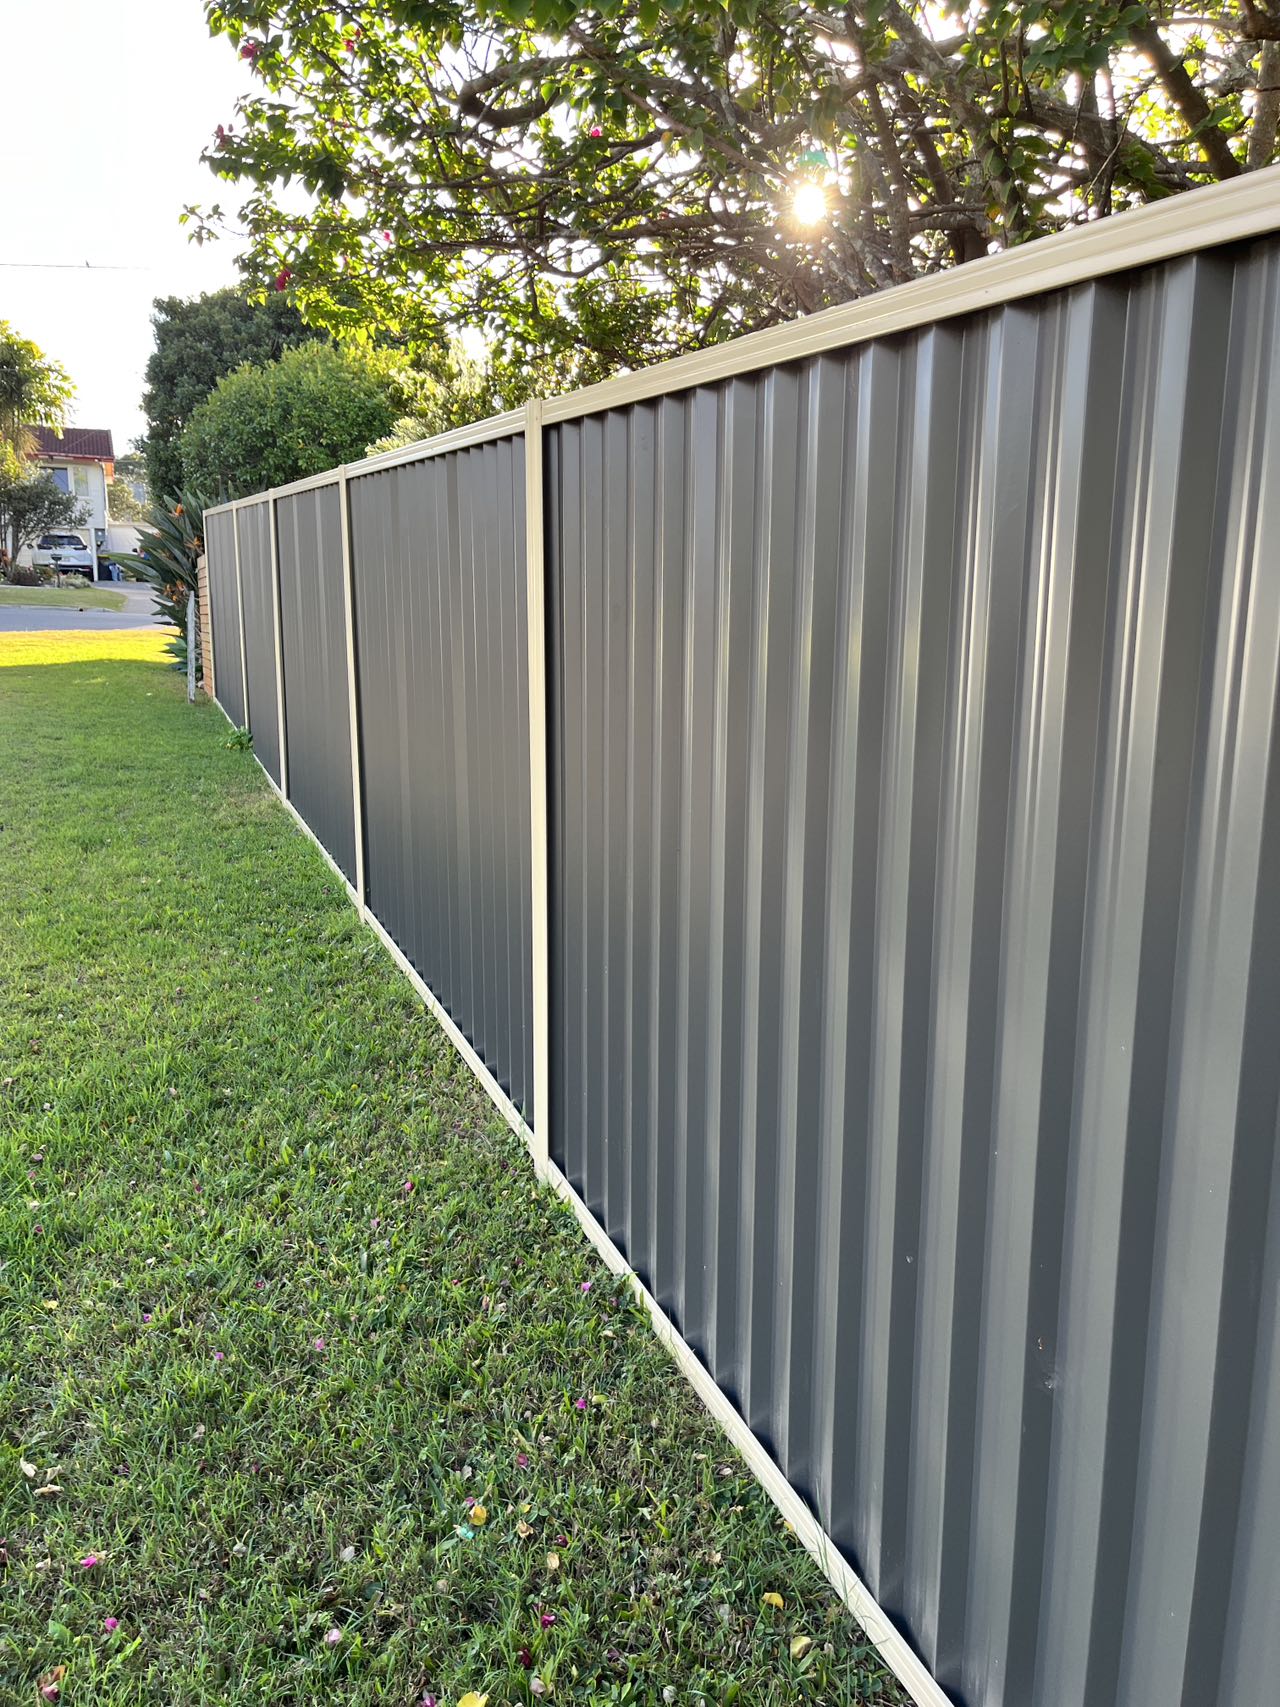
0;585;169;632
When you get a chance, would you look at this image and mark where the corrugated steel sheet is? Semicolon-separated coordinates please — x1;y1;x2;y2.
204;508;244;728
350;438;534;1122
276;483;358;884
235;499;281;787
546;240;1280;1707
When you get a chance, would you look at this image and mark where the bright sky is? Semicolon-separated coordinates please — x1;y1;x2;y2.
0;1;253;451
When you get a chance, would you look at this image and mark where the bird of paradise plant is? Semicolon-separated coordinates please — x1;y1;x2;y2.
103;492;206;675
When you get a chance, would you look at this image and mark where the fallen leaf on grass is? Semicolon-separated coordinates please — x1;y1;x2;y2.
546;1551;560;1572
458;1695;489;1707
471;1504;488;1526
791;1635;813;1660
38;1666;66;1701
516;1520;534;1539
19;1458;37;1479
762;1592;784;1611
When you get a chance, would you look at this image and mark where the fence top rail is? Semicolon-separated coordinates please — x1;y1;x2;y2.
202;163;1280;518
203;408;528;517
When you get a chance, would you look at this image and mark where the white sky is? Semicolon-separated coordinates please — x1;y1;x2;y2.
0;0;253;451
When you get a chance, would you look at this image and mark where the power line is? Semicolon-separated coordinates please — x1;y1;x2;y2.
0;261;146;271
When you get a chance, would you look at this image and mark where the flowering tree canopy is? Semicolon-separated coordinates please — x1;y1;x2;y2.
195;1;1280;373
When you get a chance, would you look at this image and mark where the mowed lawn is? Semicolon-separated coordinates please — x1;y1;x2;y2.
0;586;128;611
0;635;903;1707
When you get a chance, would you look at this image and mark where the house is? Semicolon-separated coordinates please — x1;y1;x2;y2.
27;425;115;578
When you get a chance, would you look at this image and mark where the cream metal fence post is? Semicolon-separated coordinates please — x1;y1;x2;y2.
524;400;550;1176
337;469;367;918
268;496;289;797
231;504;249;726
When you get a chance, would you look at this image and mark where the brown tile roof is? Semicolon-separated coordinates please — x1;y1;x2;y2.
29;425;115;462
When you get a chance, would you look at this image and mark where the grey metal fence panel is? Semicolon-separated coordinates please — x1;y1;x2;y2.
546;239;1280;1707
276;483;358;884
350;438;534;1122
236;498;282;787
205;508;244;728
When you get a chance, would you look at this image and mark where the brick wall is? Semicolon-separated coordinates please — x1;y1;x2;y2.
197;555;213;697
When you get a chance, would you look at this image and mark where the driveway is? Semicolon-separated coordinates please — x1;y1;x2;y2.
0;585;170;632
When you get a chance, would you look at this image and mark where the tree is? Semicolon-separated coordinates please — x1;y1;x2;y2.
108;451;151;524
140;288;323;500
0;322;74;456
0;445;88;574
194;2;1280;374
178;341;401;498
107;476;149;525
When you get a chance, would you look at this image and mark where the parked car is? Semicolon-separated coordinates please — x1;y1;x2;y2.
32;532;94;575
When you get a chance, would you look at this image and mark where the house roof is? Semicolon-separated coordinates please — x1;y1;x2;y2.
29;425;116;463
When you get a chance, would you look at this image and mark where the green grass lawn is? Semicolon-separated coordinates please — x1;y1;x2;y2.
0;642;903;1707
0;585;128;611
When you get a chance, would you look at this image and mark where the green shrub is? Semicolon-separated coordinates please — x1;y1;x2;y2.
179;342;400;500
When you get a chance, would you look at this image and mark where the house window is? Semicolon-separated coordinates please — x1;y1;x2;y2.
50;466;70;492
72;466;93;498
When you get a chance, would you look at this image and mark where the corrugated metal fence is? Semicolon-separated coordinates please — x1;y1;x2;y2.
203;173;1280;1707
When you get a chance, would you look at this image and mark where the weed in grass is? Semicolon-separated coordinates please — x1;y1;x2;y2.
0;643;905;1707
